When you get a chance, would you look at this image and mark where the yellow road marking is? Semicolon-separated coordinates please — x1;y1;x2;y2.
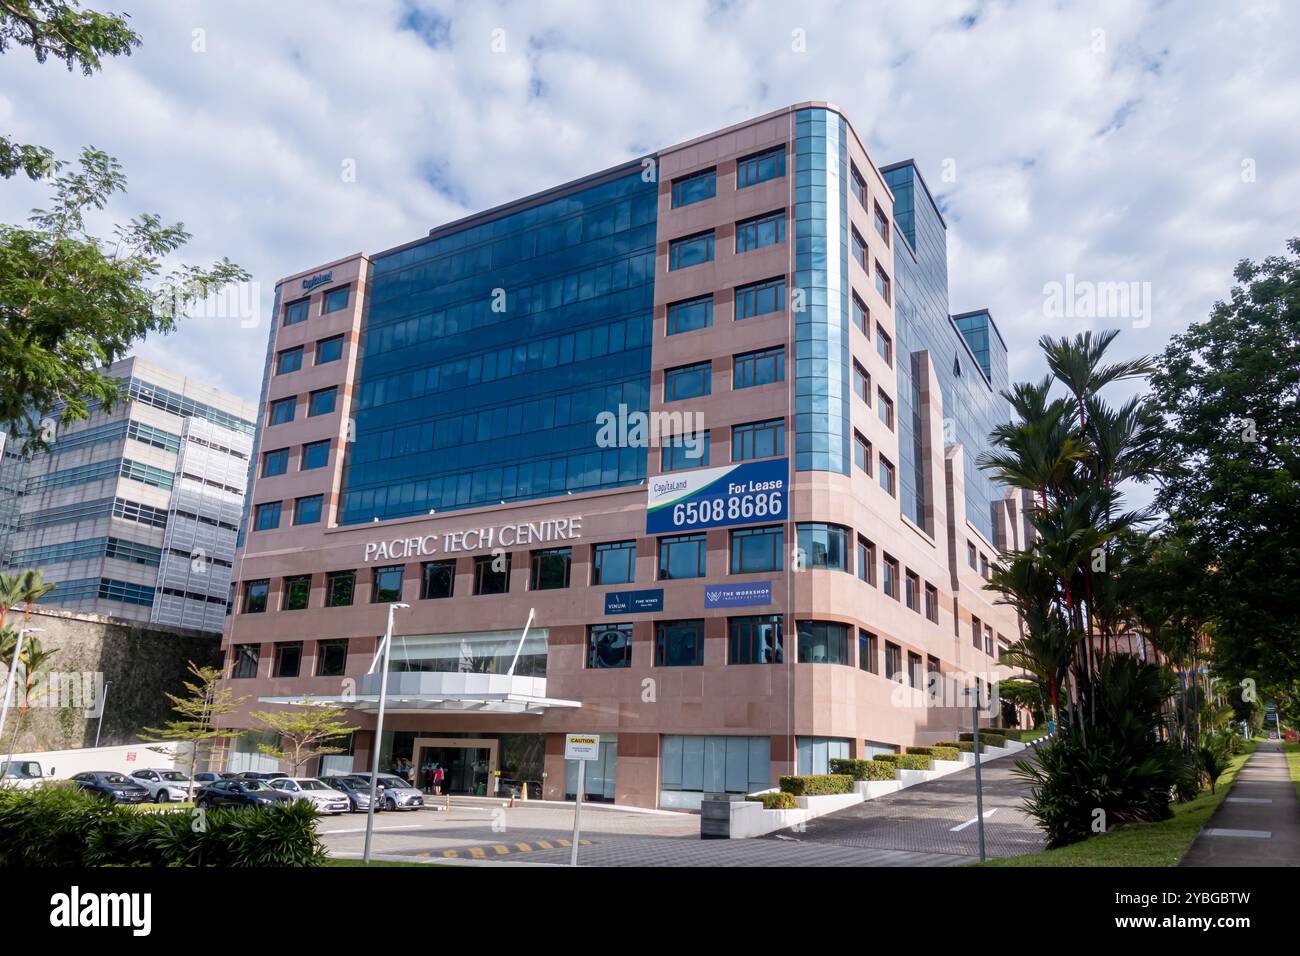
515;842;532;852
468;847;486;859
535;840;553;849
441;850;459;858
493;844;510;855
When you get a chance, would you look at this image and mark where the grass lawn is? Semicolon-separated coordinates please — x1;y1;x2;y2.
1285;742;1300;800
976;744;1256;867
996;726;1048;742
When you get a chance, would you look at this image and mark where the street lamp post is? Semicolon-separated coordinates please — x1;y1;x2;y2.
0;627;42;756
363;602;408;865
94;680;112;748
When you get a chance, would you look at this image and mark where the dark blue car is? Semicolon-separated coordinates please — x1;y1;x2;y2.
70;771;149;804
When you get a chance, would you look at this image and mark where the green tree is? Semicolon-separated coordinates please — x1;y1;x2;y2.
140;662;248;796
249;697;359;777
1149;237;1300;720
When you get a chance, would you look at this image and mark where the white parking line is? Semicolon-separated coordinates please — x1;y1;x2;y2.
1226;797;1273;804
320;824;430;835
1204;828;1272;839
949;808;998;831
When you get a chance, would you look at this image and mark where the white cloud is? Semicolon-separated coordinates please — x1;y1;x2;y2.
1;0;1296;411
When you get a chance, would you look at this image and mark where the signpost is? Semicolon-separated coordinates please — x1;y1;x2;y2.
564;733;600;866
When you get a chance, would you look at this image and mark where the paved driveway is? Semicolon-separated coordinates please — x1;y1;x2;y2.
320;749;1042;866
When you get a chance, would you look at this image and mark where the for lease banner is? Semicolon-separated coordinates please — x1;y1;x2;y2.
645;457;788;534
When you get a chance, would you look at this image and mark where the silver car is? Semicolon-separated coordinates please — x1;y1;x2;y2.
348;773;424;811
268;777;351;814
129;768;193;803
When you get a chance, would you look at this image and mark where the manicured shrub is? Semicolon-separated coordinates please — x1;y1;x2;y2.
934;740;980;753
745;791;797;810
907;746;961;762
895;754;933;770
778;774;853;796
0;786;326;867
861;761;898;780
959;731;1007;747
831;758;899;781
872;753;902;763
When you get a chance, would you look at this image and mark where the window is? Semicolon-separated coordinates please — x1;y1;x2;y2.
293;494;323;526
850;163;868;208
301;440;330;470
856;536;876;586
530;547;572;590
967;541;978;569
316;639;348;676
885;641;902;681
730;525;783;573
853;431;871;473
272;642;302;678
985;625;995;657
672;167;716;207
316;334;344;365
322;286;350;313
972;615;982;649
261;448;289;477
659;533;706;580
882;554;900;599
666;295;713;334
736;146;785;188
308;387;337;417
735;210;785;253
853;360;871;404
733;346;784;389
874;203;890;244
283;298;309;326
253;501;281;531
588;623;633;669
905;570;920;611
878;389;895;430
852;293;869;334
233;644;260;678
858;630;878;674
925;583;939;623
276;346;303;374
242;579;269;613
879;455;896;496
661;433;709;471
731;418;784;461
876;325;893;366
592;540;636;585
668;231;714;270
473;554;510;595
908;652;923;689
797;523;849;571
371;565;404;603
851;227;869;271
875;263;891;304
420;560;455;599
735;277;785;319
656;619;704;667
729;615;783;664
282;575;311;611
980;553;990;579
326;571;355;607
664;361;712;401
268;397;295;425
797;621;850;665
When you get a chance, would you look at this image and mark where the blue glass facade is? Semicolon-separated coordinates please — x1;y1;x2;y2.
881;161;1010;545
339;169;657;524
793;108;851;475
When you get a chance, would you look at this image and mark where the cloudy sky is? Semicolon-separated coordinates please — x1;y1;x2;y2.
2;0;1297;406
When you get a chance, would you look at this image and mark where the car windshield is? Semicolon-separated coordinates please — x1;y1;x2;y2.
377;776;406;789
299;780;333;791
1;761;42;778
241;781;273;792
103;774;129;784
161;772;187;781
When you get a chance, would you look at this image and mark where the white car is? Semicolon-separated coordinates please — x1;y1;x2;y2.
268;777;351;814
0;760;51;791
128;768;194;803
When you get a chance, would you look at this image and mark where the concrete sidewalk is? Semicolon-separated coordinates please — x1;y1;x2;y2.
1180;741;1300;867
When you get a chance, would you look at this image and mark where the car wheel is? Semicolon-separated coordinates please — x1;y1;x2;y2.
155;792;168;804
385;795;398;811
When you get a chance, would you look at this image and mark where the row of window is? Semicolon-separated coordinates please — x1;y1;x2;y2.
666;274;785;336
283;285;350;326
260;439;331;478
275;334;345;375
848;160;892;247
267;386;337;426
669;146;785;211
663;345;784;401
668;208;786;272
231;638;348;679
658;417;785;473
252;494;324;531
967;540;995;580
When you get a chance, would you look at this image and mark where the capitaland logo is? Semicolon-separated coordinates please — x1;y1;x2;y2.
49;886;151;936
302;270;333;291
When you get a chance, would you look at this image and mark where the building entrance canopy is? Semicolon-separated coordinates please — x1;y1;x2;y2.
257;671;579;716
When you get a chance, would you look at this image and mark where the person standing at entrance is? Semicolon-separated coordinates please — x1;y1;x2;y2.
433;763;444;796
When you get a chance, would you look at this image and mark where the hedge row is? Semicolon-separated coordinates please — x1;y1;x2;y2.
829;758;898;781
778;774;854;796
874;753;933;770
935;740;982;753
958;731;1008;747
906;746;961;762
0;785;326;867
745;791;798;810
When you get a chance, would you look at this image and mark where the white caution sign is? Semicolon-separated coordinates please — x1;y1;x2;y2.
564;733;600;762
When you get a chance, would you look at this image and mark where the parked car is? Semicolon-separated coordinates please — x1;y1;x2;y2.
321;775;378;813
69;771;149;804
0;760;52;791
235;771;286;781
194;779;294;810
345;773;424;811
268;777;351;815
192;771;238;785
129;768;194;803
